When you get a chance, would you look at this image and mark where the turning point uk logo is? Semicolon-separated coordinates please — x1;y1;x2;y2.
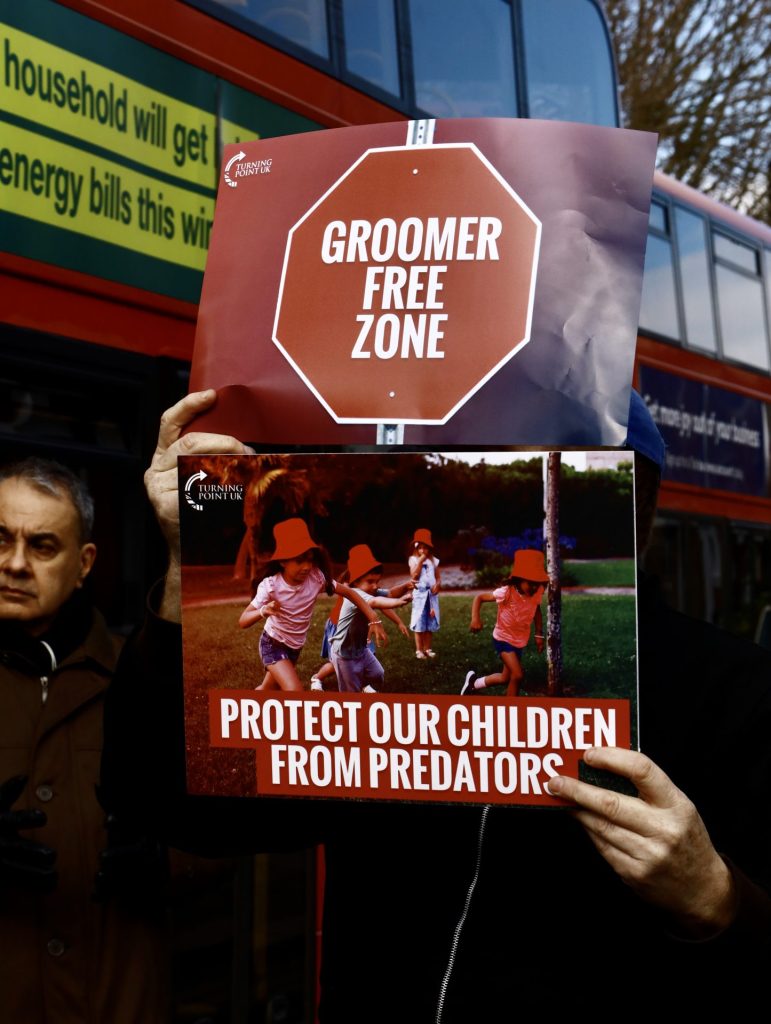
184;470;207;511
184;471;244;512
223;151;246;188
223;150;273;188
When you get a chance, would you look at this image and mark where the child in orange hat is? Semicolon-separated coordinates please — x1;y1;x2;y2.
409;528;441;660
311;552;413;691
239;519;388;692
328;544;412;693
461;548;548;697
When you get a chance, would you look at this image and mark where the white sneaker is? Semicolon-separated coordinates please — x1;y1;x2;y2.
310;677;323;691
363;685;377;693
426;650;436;658
460;671;476;696
415;651;426;660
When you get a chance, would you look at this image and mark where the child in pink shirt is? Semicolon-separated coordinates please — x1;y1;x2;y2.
461;548;548;698
239;518;387;691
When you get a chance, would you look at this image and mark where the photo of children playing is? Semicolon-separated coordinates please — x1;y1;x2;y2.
178;450;637;795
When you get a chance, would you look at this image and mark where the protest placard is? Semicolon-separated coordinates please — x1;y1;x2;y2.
188;118;656;445
178;450;638;806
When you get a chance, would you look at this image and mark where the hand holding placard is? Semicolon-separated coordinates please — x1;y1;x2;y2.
547;746;736;937
145;390;253;621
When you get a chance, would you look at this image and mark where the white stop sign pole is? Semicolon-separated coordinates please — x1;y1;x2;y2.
374;119;436;446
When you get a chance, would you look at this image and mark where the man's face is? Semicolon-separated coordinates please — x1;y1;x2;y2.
0;478;96;635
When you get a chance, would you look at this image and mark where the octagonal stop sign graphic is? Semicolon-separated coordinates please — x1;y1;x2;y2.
274;144;541;424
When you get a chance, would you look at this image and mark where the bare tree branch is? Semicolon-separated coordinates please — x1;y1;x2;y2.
605;0;771;222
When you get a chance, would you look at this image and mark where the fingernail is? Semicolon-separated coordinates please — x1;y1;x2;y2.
545;779;561;796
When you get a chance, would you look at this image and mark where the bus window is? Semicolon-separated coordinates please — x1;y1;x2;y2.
639;202;680;340
715;264;770;371
342;0;400;96
714;232;770;371
520;0;617;126
210;0;330;58
648;202;667;234
714;232;760;274
674;206;717;354
409;0;518;117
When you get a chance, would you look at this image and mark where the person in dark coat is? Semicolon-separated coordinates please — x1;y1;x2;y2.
101;391;771;1021
0;458;172;1024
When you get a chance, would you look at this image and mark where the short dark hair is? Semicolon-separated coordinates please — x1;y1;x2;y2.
0;458;95;542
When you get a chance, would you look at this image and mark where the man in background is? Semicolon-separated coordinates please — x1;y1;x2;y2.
0;458;171;1023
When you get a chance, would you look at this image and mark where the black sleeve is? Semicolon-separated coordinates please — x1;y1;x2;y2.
722;860;771;946
100;592;328;856
638;576;771;950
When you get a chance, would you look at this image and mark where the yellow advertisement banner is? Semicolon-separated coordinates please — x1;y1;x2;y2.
0;121;213;270
1;24;217;188
221;118;261;148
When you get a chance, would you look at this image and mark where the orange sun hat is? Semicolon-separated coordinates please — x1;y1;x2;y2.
412;528;434;548
509;549;549;583
347;544;383;583
270;518;320;561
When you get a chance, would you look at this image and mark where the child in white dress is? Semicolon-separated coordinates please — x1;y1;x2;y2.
408;528;441;660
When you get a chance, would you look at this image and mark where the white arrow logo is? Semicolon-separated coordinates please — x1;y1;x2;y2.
224;150;246;188
184;470;207;511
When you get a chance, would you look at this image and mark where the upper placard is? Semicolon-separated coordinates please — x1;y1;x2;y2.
191;118;657;445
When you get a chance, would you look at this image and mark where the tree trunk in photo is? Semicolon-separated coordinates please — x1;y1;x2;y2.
544;452;562;696
233;530;250;582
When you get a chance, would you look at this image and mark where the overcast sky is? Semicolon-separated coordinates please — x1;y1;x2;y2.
436;450;587;469
435;451;631;471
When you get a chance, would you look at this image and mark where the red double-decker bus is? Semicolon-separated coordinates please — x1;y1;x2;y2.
2;2;768;1019
637;172;771;640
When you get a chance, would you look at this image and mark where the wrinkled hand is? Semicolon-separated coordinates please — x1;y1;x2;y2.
547;747;735;937
0;775;57;892
146;391;253;621
145;390;252;555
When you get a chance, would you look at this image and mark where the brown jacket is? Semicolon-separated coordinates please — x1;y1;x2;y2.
0;608;171;1024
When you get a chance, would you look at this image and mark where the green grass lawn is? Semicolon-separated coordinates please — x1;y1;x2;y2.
182;594;636;701
182;593;637;795
563;559;635;587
